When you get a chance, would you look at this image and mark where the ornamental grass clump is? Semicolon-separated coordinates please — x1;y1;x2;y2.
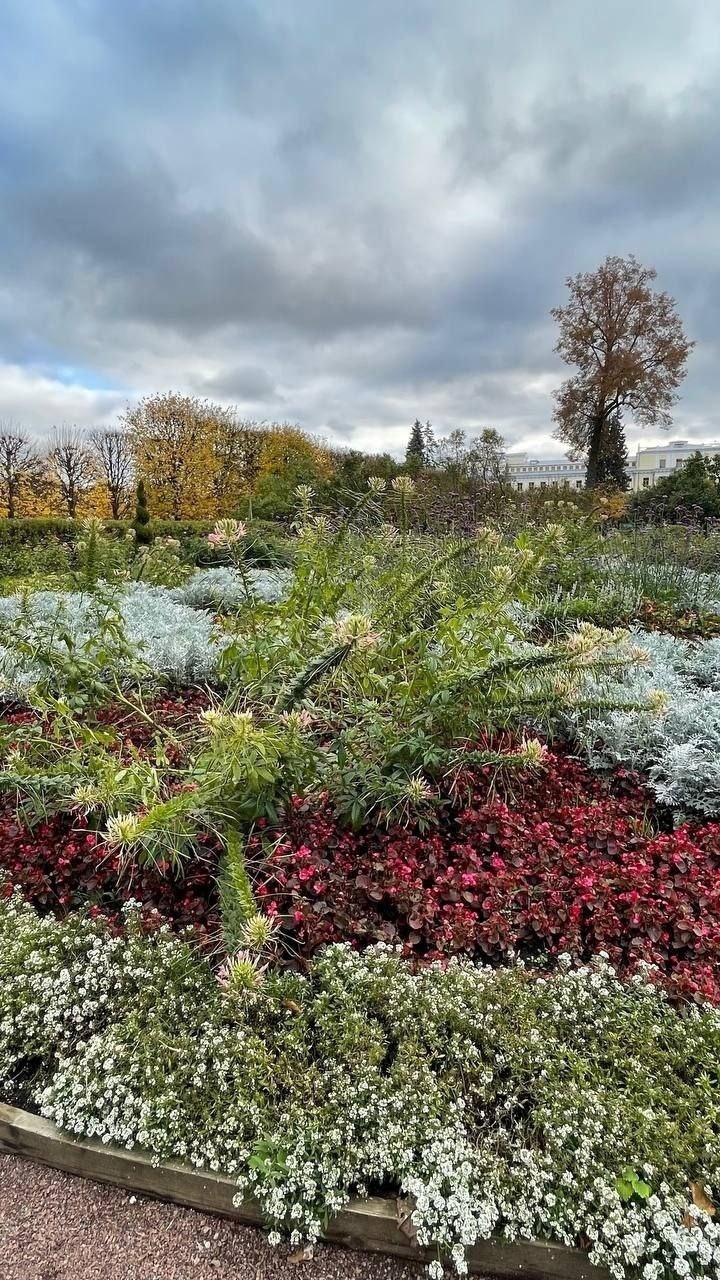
4;896;720;1280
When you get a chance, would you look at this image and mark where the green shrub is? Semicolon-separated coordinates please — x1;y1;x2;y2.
0;538;72;581
132;480;153;546
0;516;290;571
0;518;77;549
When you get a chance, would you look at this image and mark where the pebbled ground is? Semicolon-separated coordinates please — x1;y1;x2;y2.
0;1154;427;1280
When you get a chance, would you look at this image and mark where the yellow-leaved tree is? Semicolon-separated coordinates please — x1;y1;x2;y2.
249;424;336;518
123;393;227;520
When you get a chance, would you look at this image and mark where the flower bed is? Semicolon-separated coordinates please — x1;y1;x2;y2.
256;746;720;1003
3;894;720;1280
5;510;720;1279
0;694;221;938
7;722;720;1003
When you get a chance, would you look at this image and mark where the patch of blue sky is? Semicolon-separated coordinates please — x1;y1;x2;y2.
52;364;122;392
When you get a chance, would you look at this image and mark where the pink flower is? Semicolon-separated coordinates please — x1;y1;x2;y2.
207;519;247;549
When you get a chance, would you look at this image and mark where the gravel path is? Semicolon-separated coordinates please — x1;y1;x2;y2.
0;1154;425;1280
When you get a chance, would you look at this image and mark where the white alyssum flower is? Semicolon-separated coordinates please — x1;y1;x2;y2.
4;899;720;1280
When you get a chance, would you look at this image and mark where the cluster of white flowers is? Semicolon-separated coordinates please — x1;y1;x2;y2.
3;896;720;1280
570;627;720;815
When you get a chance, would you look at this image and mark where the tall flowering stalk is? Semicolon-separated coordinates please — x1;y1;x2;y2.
205;519;266;681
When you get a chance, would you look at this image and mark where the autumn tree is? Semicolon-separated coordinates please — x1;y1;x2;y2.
123;393;219;520
45;427;97;517
89;427;134;519
249;424;335;519
212;416;264;512
0;426;44;518
552;255;693;488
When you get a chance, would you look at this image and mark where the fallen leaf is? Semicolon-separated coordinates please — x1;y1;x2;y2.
289;1245;314;1263
396;1196;417;1245
691;1182;716;1216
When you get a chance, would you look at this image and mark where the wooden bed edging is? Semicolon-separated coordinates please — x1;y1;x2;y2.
0;1103;606;1280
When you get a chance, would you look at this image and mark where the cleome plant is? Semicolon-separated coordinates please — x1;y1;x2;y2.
0;489;653;852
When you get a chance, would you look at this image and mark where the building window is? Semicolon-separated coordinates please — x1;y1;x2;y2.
642;477;650;488
516;481;523;491
528;481;535;490
659;458;666;469
675;458;685;468
575;480;583;489
540;481;547;490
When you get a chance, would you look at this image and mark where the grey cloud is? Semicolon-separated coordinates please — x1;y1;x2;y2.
201;365;278;402
0;0;718;450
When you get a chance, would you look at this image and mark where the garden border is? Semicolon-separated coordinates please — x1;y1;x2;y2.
0;1103;606;1280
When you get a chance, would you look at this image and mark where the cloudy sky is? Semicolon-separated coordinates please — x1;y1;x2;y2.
1;0;719;458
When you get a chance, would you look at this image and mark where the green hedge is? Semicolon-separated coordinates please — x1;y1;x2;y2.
0;518;78;547
0;517;292;570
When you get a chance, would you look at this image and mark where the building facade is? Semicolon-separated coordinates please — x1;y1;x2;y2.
504;453;586;491
505;441;720;493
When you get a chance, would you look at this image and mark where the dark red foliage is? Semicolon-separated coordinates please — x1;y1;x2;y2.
253;748;720;1004
0;801;220;939
0;692;220;939
6;699;720;1005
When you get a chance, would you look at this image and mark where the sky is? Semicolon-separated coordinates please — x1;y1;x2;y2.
1;0;719;460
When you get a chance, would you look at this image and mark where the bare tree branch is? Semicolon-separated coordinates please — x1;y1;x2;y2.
89;427;134;519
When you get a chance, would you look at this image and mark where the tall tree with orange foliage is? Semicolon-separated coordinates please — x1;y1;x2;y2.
552;255;693;488
212;417;264;512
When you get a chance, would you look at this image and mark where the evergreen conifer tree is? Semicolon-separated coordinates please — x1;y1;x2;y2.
597;415;630;490
405;419;427;472
133;479;153;545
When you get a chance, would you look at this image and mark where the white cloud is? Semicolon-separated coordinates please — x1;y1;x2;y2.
0;363;126;435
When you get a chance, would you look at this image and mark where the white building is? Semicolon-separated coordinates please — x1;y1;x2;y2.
505;440;720;493
629;440;720;491
505;453;586;492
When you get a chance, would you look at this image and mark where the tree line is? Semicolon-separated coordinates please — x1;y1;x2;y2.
0;389;514;524
0;254;696;520
0;399;347;522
